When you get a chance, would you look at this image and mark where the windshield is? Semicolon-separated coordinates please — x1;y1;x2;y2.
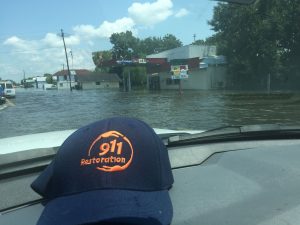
5;83;13;89
0;0;300;141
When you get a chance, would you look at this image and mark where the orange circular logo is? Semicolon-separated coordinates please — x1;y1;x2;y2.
80;131;134;172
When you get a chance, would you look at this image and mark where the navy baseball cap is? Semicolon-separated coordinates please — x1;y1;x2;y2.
31;117;174;225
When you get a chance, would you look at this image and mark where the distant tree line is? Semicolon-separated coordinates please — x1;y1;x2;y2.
110;31;183;59
92;31;183;67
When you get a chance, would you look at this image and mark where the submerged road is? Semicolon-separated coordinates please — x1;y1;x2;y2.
1;88;300;139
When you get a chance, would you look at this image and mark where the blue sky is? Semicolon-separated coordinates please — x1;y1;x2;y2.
0;0;217;81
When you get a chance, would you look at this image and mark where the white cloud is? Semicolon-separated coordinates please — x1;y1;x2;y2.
42;33;62;47
4;33;80;51
73;17;136;39
99;17;136;37
4;36;25;47
175;8;189;18
2;34;91;81
0;63;22;79
71;49;95;69
42;33;80;47
128;0;173;26
1;0;180;81
4;36;38;51
73;25;99;38
88;41;94;46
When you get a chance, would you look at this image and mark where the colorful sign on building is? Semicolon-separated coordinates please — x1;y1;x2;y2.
171;65;189;80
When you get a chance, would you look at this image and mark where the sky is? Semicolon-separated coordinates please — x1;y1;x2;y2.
0;0;217;82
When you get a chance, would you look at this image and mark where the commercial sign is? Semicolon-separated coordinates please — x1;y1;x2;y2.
171;65;189;80
117;58;147;65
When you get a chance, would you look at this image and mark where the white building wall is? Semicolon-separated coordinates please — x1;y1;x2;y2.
37;82;46;89
81;82;119;89
158;66;226;90
57;81;77;90
57;74;76;82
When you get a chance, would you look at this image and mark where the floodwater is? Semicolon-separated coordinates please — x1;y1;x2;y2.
1;88;300;139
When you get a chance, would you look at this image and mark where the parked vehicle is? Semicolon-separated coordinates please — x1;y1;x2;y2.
0;86;6;104
0;81;16;98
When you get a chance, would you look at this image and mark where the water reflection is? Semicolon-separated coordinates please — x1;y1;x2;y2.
0;89;300;138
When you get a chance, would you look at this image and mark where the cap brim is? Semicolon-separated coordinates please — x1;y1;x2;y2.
37;189;173;225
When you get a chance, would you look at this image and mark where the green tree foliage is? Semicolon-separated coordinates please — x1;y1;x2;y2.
193;39;205;45
46;76;53;84
193;35;219;46
110;31;139;60
209;0;300;89
138;34;182;56
109;32;182;59
43;73;55;84
92;51;112;66
138;37;164;57
123;66;147;88
161;34;182;51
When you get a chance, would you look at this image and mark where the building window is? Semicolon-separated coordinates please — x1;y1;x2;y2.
95;82;100;85
166;78;180;85
64;75;67;81
59;83;63;87
174;79;180;85
166;78;172;85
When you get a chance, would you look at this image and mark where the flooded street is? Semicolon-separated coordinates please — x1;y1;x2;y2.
1;88;300;139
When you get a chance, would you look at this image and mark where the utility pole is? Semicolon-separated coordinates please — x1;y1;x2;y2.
193;34;196;42
178;78;183;95
23;70;26;87
128;70;131;91
60;29;72;91
267;73;271;94
70;50;73;69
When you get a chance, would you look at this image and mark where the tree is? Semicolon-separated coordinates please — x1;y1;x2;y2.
44;73;54;84
161;34;182;51
110;31;139;60
193;39;205;45
92;51;113;66
192;35;219;46
138;37;164;57
276;0;300;78
109;32;183;59
46;76;53;84
208;0;300;89
123;66;147;88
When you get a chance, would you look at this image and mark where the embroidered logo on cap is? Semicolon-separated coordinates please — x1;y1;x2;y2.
80;131;134;172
